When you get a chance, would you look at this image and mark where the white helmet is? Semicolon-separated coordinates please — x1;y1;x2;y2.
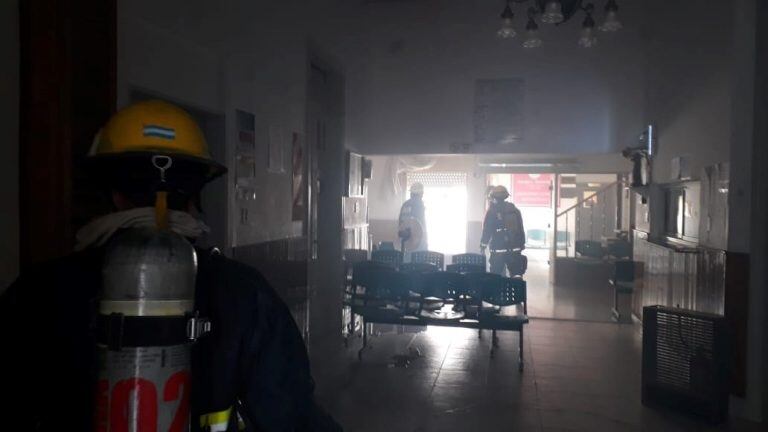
410;182;424;195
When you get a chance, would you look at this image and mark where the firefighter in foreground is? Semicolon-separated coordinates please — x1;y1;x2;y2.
0;100;342;431
480;185;527;277
397;182;428;253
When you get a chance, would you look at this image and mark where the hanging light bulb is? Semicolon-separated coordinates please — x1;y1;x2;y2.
599;0;622;32
497;0;516;39
522;12;542;48
578;13;598;47
541;1;564;24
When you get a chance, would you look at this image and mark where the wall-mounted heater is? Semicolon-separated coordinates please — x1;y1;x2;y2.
642;306;730;424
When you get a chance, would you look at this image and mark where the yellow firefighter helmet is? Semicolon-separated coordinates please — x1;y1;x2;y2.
88;99;226;183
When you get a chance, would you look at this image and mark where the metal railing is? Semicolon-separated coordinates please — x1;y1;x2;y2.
555;181;620;258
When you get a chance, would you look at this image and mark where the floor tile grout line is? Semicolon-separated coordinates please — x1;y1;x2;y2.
429;333;456;396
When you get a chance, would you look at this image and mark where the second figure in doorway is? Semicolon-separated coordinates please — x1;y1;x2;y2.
481;185;527;277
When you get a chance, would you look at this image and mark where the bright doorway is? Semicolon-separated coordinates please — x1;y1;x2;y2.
407;173;468;256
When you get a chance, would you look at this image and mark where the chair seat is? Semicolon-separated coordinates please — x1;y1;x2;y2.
421;298;444;311
352;305;406;321
575;256;604;265
480;313;528;330
420;309;466;321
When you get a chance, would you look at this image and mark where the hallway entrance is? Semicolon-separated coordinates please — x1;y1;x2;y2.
407;172;468;257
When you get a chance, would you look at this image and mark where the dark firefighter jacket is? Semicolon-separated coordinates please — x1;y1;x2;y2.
0;244;341;432
480;201;526;251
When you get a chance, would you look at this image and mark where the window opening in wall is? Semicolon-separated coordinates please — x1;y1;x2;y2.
663;181;700;243
407;172;467;256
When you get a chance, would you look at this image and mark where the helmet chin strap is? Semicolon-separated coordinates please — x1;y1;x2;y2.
151;155;173;229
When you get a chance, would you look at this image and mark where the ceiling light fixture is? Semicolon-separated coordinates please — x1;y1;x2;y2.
541;0;565;24
497;0;517;39
522;8;543;48
578;5;598;47
598;0;622;32
495;0;622;48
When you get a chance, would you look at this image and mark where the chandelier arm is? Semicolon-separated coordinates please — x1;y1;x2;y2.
532;0;598;24
579;2;595;14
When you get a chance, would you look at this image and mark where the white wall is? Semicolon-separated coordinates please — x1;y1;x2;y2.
641;1;733;183
346;0;646;155
0;0;19;292
641;0;765;421
117;0;360;247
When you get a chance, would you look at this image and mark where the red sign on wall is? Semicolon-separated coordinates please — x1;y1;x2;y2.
512;174;553;207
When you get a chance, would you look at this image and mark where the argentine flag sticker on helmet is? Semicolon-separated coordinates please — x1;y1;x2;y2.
143;124;176;140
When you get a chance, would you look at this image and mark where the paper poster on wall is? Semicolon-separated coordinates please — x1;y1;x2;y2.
235;110;257;200
268;125;285;173
512;174;552;207
291;132;305;222
473;78;524;146
236;110;256;153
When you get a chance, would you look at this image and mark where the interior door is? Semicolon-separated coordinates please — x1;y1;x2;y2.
20;0;116;268
305;56;346;390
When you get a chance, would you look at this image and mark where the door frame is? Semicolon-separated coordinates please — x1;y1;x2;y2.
19;0;116;268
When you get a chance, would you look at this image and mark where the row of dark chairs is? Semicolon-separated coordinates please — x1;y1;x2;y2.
344;249;487;271
345;259;528;370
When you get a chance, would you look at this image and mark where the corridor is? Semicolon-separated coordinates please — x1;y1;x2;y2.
3;0;768;430
331;320;759;432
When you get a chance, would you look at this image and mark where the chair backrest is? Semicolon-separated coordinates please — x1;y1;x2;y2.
410;251;445;269
343;248;369;264
351;261;391;287
373;270;412;300
421;271;465;301
376;241;396;251
446;263;486;274
463;272;502;304
399;262;439;274
482;277;527;311
351;261;407;300
344;249;369;280
399;263;439;295
451;253;486;267
371;249;403;267
607;240;632;259
613;260;635;282
575;240;604;258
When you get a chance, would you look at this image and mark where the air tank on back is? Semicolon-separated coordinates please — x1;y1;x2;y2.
94;227;197;432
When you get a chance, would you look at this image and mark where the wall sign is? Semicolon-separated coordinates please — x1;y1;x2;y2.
512;174;552;207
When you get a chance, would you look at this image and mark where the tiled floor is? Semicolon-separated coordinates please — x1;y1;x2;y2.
326;320;760;432
524;248;615;322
